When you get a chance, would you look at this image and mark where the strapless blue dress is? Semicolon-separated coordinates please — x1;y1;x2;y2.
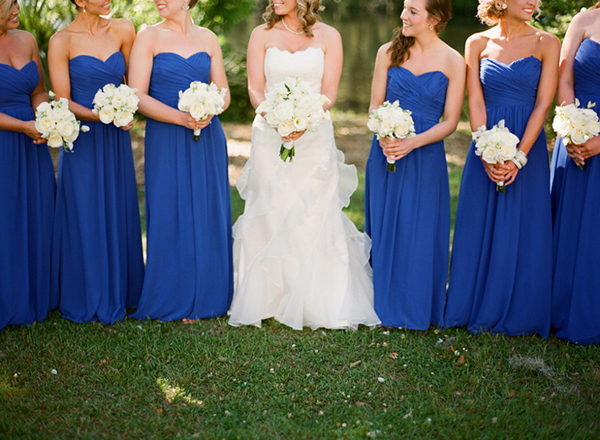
365;66;450;329
0;61;55;330
552;39;600;345
445;57;552;337
51;52;144;324
131;52;233;321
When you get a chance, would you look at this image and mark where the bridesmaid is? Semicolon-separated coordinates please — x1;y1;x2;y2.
0;0;55;330
445;0;559;337
551;3;600;345
364;0;465;329
129;0;233;321
48;0;144;324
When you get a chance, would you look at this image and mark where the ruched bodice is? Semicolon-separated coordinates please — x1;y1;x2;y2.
480;57;539;108
149;52;211;107
264;47;324;94
386;66;447;125
574;39;600;113
69;52;125;109
0;61;37;114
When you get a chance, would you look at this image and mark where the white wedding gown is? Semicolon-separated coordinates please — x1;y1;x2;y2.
228;47;380;330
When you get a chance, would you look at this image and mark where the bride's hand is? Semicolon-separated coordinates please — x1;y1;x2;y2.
281;130;306;143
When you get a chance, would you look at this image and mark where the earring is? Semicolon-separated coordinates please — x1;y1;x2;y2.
182;2;190;10
429;25;434;30
83;6;86;13
502;3;507;8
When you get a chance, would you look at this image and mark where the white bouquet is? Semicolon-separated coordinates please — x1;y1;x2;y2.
256;76;331;162
92;83;139;128
178;81;227;141
367;100;415;172
552;99;600;169
472;120;520;193
35;94;89;152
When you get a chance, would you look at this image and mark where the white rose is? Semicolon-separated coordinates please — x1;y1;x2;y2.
56;119;76;139
98;107;116;125
46;130;64;148
277;119;295;137
111;93;126;109
53;106;72;121
570;127;588;145
481;146;499;164
273;101;294;123
378;120;393;137
103;84;116;97
125;94;139;113
394;121;412;138
367;117;380;133
114;110;134;127
189;102;207;121
499;144;517;161
256;100;269;114
36;101;52;115
265;112;279;127
35;116;55;135
178;93;194;111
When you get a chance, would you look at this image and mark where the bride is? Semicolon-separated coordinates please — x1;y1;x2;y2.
228;0;380;330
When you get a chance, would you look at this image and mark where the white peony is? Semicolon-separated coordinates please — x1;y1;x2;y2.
277;119;295;137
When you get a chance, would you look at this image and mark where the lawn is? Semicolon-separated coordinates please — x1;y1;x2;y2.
4;113;598;439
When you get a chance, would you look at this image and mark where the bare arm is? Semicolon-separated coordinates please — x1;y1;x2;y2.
246;26;267;111
367;43;391;114
119;19;136;83
320;26;343;111
208;30;230;111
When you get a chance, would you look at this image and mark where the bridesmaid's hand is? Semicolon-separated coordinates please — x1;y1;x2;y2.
494;161;519;186
380;136;416;161
22;120;47;144
281;130;306;143
182;112;213;130
569;136;600;165
120;121;135;131
480;159;507;183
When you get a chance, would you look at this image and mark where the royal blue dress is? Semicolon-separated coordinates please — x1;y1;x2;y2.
445;57;552;337
131;52;233;321
365;66;450;329
51;52;144;324
0;61;55;330
552;39;600;345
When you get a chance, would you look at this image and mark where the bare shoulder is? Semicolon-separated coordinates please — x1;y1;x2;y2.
314;22;341;40
441;41;465;67
465;29;491;51
378;41;392;55
135;23;160;43
572;6;600;27
197;25;218;41
11;29;38;48
110;17;135;35
534;27;560;53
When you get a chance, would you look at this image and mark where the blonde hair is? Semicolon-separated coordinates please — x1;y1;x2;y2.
263;0;323;38
477;0;541;26
1;0;12;18
388;0;452;67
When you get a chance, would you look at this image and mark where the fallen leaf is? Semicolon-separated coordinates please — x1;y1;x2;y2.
350;360;362;368
506;391;515;399
458;354;466;365
388;353;398;360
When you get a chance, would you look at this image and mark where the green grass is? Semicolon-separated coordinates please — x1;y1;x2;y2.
1;317;599;439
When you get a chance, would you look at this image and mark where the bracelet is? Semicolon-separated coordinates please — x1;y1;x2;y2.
516;149;528;167
510;157;522;169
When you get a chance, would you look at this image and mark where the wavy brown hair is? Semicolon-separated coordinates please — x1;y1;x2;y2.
263;0;323;38
388;0;452;67
477;0;541;26
592;1;600;9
